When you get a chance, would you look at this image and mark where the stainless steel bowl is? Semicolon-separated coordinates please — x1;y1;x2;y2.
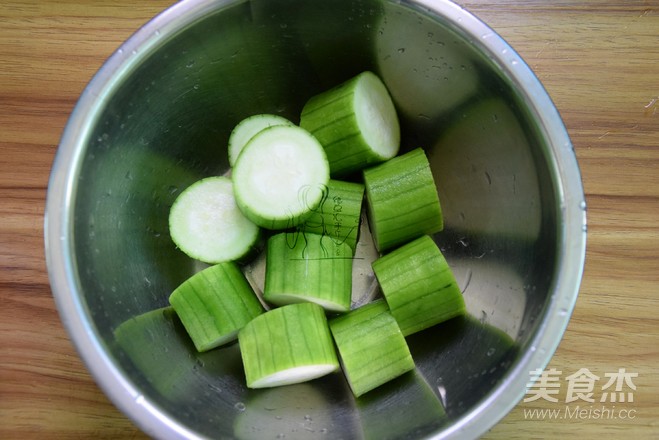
45;0;587;438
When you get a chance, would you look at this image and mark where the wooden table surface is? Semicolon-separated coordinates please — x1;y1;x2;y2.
1;1;657;438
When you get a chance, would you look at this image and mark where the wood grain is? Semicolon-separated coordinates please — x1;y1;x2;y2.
1;1;657;439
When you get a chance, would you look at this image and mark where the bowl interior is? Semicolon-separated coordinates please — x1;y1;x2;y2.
51;0;583;438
